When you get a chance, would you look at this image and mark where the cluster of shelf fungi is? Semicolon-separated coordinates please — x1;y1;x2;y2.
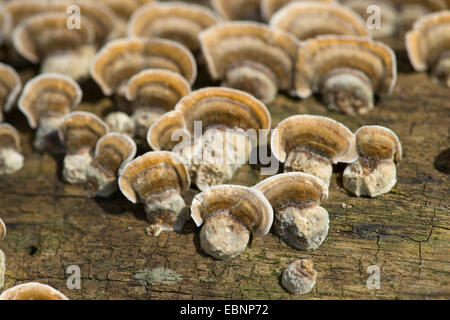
0;0;448;299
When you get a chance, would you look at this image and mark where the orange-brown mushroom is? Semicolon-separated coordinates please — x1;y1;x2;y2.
0;62;21;122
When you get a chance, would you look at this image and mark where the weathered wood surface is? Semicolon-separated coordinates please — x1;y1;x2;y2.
0;60;449;300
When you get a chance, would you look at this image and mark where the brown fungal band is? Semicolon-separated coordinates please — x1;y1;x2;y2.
148;87;271;191
18;73;82;152
261;0;335;21
212;0;262;21
270;2;369;41
343;125;402;197
191;184;273;260
199;22;298;104
0;123;24;175
281;259;317;294
85;133;137;198
295;35;397;115
58;111;108;184
271;114;357;186
255;172;329;250
0;62;22;123
0;282;69;300
118;151;190;237
90;37;197;96
128;2;220;52
406;11;450;87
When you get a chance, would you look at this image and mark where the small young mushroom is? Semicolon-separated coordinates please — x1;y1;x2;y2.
406;11;450;87
125;69;191;138
85;133;136;197
281;259;317;294
270;2;369;41
343;125;402;197
128;2;220;53
261;0;335;21
0;123;24;175
254;172;329;250
191;184;273;260
148;87;271;191
199;22;298;104
0;282;69;300
104;111;135;137
90;37;196;97
58;111;108;184
295;36;397;115
271;115;357;186
0;62;22;123
18;73;82;153
211;0;262;21
118;151;191;237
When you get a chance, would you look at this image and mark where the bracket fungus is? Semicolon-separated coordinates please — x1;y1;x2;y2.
199;22;298;104
191;184;273;260
295;36;397;115
118;151;191;237
0;7;11;45
0;123;24;175
406;11;450;87
0;62;22;123
125;69;191;138
0;282;68;300
85;133;136;198
270;2;369;41
148;87;271;191
211;0;262;21
128;2;220;52
58;111;108;185
255;172;329;250
271;115;357;186
261;0;335;21
18;73;82;152
343;125;402;197
104;111;135;137
90;37;197;97
282;259;317;294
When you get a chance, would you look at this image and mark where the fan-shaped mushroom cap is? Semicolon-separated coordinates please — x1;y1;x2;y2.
199;22;298;102
295;35;397;99
270;2;369;40
148;87;271;151
90;37;197;96
254;172;328;208
12;12;95;64
211;0;262;21
126;69;191;111
58;111;108;154
128;2;220;52
0;282;68;300
0;123;21;152
191;184;274;237
118;151;190;204
0;7;11;44
271;115;357;164
0;63;22;121
18;73;82;129
355;125;402;162
0;218;5;241
0;123;23;175
94;132;137;170
406;11;450;73
5;0;46;28
261;0;335;21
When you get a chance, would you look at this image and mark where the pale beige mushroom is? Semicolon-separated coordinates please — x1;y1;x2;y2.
85;133;136;197
125;69;191;138
406;11;450;87
199;21;298;103
18;73;82;152
295;35;397;115
261;0;335;21
343;125;402;197
118;151;191;237
270;2;369;40
282;259;317;294
58;111;108;184
148;87;271;191
211;0;262;21
104;111;135;137
0;123;24;175
255;172;329;250
0;282;68;300
90;37;197;97
0;62;22;122
271;115;357;186
128;1;220;52
191;184;273;260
